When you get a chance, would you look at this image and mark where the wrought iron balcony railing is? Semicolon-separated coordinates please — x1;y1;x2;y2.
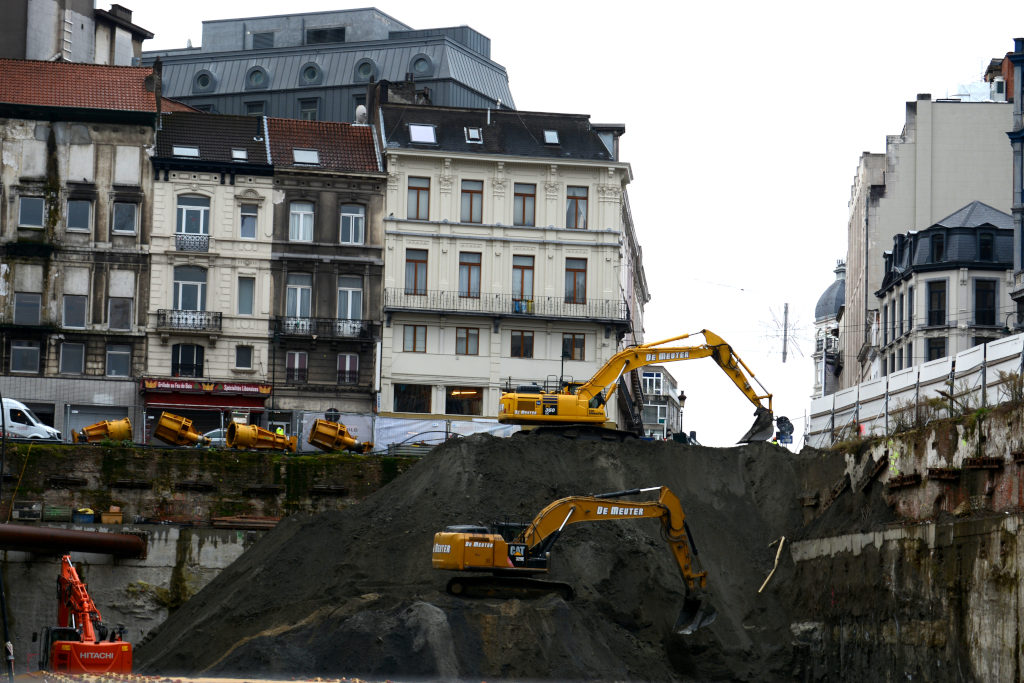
338;370;359;384
286;367;308;383
271;317;377;340
384;289;628;321
156;309;223;332
175;233;210;252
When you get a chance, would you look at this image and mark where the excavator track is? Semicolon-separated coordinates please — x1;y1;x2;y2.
526;425;638;441
446;576;575;601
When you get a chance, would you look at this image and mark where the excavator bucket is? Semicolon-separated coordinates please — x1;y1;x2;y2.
738;406;775;443
674;595;718;635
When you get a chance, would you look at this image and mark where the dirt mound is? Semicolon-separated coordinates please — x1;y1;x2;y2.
135;434;814;681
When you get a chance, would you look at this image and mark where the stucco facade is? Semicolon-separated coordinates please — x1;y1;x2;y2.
842;95;1012;388
0;116;153;439
377;105;636;423
144;113;277;434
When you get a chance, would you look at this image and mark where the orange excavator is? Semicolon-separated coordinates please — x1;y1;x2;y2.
432;486;716;635
39;555;131;673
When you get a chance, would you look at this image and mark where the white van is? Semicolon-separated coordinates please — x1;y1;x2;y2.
0;399;61;440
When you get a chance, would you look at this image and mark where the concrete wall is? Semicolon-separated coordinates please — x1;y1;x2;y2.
1;524;263;674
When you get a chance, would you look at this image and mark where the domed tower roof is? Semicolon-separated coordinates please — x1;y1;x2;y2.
815;261;846;323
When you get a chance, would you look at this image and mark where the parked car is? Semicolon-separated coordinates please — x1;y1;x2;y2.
0;399;60;440
202;428;227;447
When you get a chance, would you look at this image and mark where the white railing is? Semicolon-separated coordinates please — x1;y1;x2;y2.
806;333;1024;448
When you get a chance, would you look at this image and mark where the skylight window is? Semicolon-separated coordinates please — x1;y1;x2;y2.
543;130;559;144
231;148;248;161
409;124;437;144
173;145;200;157
293;148;319;164
465;127;483;144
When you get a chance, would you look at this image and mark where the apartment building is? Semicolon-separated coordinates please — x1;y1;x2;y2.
143;112;275;435
640;365;681;439
843;94;1012;387
0;59;190;439
876;202;1014;368
264;117;385;435
376;103;641;424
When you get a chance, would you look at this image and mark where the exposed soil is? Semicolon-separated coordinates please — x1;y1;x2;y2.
135;433;851;681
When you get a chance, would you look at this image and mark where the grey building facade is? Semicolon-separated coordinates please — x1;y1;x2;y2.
142;8;515;125
0;1;152;65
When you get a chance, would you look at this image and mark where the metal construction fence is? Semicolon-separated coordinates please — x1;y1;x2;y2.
806;333;1024;448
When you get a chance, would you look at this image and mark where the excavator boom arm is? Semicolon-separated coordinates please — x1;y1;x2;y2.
575;330;771;414
517;486;706;590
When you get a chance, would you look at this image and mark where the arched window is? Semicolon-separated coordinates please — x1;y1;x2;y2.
245;66;270;90
173;266;207;311
409;53;433;78
193;70;216;93
353;58;377;82
176;195;210;234
171;343;205;378
299;62;323;85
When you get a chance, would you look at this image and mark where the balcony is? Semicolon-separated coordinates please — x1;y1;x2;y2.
384;289;628;322
156;309;222;332
175;233;210;252
338;370;359;384
285;367;308;383
271;317;377;340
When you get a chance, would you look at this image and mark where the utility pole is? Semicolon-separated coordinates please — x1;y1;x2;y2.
782;303;789;363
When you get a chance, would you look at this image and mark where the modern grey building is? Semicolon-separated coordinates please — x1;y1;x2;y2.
142;8;515;124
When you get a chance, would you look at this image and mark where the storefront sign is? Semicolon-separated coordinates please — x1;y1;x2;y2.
141;378;272;395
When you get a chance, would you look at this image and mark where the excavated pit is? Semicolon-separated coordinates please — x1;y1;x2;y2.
135;434;851;681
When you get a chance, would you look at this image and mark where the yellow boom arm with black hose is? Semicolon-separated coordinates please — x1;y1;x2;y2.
431;485;717;634
497;329;779;442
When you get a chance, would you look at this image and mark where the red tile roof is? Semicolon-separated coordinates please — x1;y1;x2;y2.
0;59;193;113
266;118;381;174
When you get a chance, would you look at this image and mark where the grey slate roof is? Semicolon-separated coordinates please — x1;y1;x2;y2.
380;105;614;161
933;200;1013;229
815;277;845;323
877;201;1014;294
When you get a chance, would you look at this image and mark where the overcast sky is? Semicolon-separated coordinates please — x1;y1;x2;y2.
136;0;1022;447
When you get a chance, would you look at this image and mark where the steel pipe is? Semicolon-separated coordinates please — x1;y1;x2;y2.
0;524;145;558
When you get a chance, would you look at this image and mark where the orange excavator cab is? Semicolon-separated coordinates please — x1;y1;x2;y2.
40;555;132;673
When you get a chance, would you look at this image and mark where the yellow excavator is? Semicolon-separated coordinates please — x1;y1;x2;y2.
497;329;781;443
432;485;716;635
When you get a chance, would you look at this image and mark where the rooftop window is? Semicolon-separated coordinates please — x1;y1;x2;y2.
293;149;319;165
465;127;483;144
306;27;346;44
409;124;437;144
173;145;200;158
543;130;559;144
231;148;248;161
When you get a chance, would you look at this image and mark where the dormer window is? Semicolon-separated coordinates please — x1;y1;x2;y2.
173;145;200;158
293;149;319;165
931;233;945;262
465;127;483;144
979;232;994;261
409;124;436;144
231;148;248;161
543;130;559;144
